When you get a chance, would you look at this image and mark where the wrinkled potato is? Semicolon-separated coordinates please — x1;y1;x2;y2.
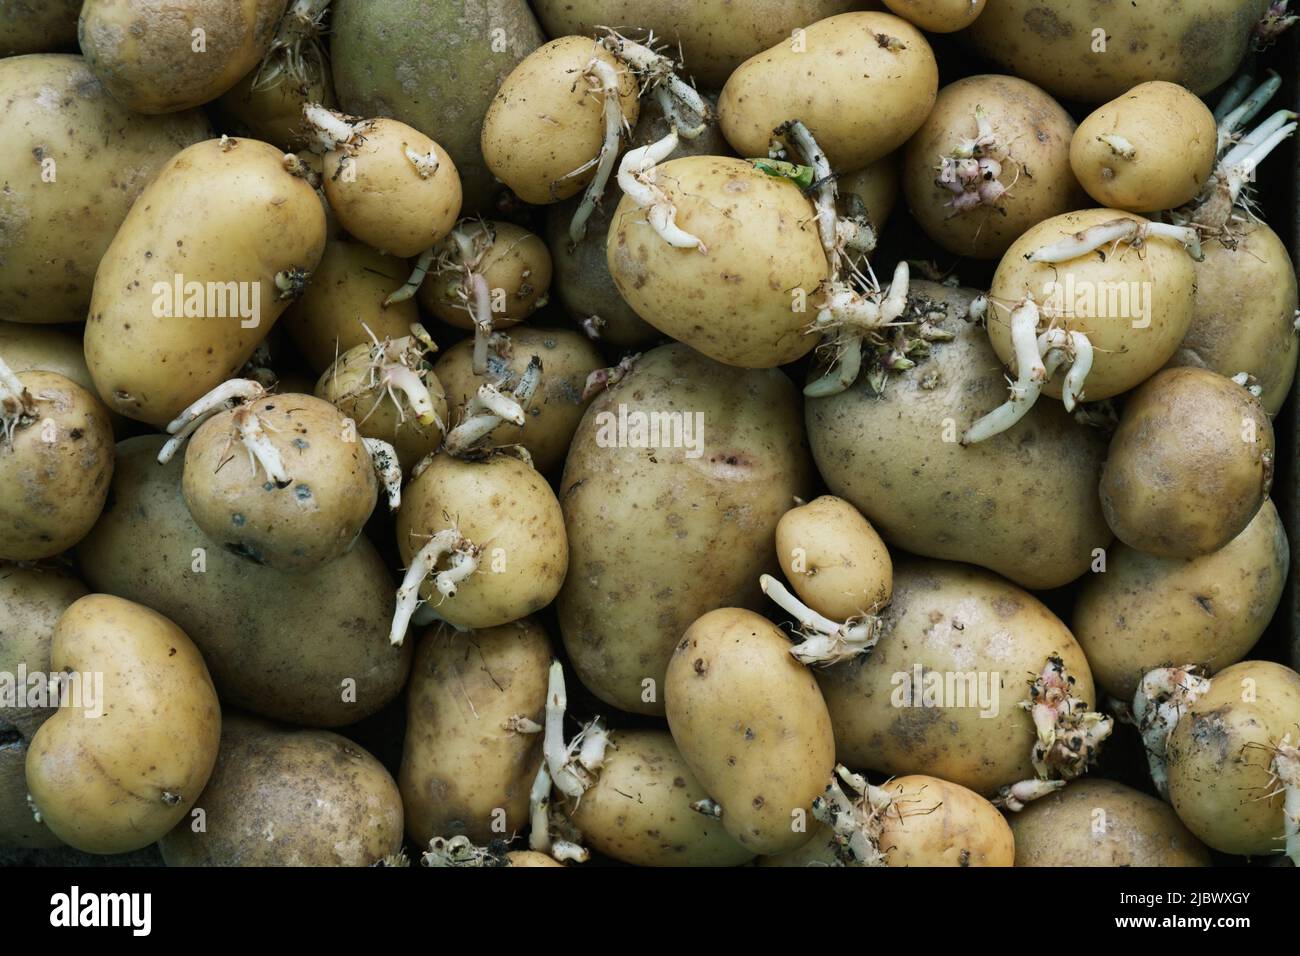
0;54;209;325
775;495;892;621
0;371;115;561
569;729;754;867
718;11;937;171
79;0;287;113
883;0;985;32
400;620;549;846
666;608;835;856
26;594;221;854
0;1;80;55
1074;500;1287;702
160;715;403;866
1070;82;1217;212
607;155;826;368
1166;221;1300;415
558;344;812;715
78;436;412;727
85;137;327;428
481;36;639;204
419;222;552;330
1010;778;1211;866
807;281;1111;591
903;74;1083;260
1100;368;1273;558
817;559;1098;795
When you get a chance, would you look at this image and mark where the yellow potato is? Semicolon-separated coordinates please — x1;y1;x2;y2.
883;0;985;32
505;850;563;867
666;607;835;856
419;222;552;330
880;775;1013;866
214;63;335;152
25;594;221;854
775;496;892;621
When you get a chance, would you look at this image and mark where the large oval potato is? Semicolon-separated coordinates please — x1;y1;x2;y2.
84;137;327;427
666;608;835;856
400;621;549;846
558;343;812;715
25;594;221;854
0;54;208;325
160;715;403;866
77;436;412;727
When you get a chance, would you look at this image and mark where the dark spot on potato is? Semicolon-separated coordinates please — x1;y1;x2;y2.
693;658;707;675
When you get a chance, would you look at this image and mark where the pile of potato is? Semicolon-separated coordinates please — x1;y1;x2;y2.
2;0;1299;869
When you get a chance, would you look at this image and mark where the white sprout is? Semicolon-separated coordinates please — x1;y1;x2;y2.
389;527;481;646
759;574;882;665
443;355;542;457
1132;665;1212;800
810;765;894;866
362;437;402;511
616;131;706;251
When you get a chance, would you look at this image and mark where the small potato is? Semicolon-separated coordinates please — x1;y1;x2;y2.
399;620;549;846
880;775;1013;866
718;12;938;171
505;851;563;867
1100;368;1273;558
775;496;892;621
1074;500;1287;701
434;327;602;474
320;117;462;258
160;715;403;866
481;37;639;204
1071;82;1217;212
79;0;287;113
666;608;835;856
883;0;986;32
26;594;221;854
1010;778;1210;866
568;729;754;867
419;222;552;330
0;371;115;561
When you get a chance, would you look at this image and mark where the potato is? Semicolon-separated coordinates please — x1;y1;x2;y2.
1165;660;1300;856
0;0;80;55
79;0;288;113
0;371;115;561
775;496;892;621
966;0;1268;103
25;594;221;854
816;559;1098;795
718;12;937;171
481;36;639;205
281;235;418;373
396;453;567;632
399;620;549;846
881;775;1012;866
434;327;602;474
606;155;826;368
558;343;812;715
77;436;412;727
806;281;1111;591
1074;500;1287;702
85;137;327;428
160;715;403;866
505;850;563;867
1166;221;1299;415
0;323;127;436
568;729;754;867
181;393;379;570
883;0;985;32
331;0;545;213
419;222;552;330
1100;368;1273;558
986;208;1196;402
665;608;835;856
902;74;1083;260
1070;82;1216;213
0;54;209;325
1010;778;1210;866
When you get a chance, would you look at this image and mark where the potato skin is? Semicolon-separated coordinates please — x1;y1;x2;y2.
1074;500;1287;701
1010;778;1210;866
0;324;98;405
505;850;563;867
806;283;1111;591
77;436;412;727
883;0;985;32
84;138;327;427
400;621;549;846
666;608;835;856
1100;368;1273;559
160;715;403;866
0;54;209;325
26;594;221;854
816;559;1097;795
558;343;812;715
79;0;287;113
879;775;1013;866
607;156;826;368
775;496;892;621
0;371;115;561
569;729;754;867
718;11;937;171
